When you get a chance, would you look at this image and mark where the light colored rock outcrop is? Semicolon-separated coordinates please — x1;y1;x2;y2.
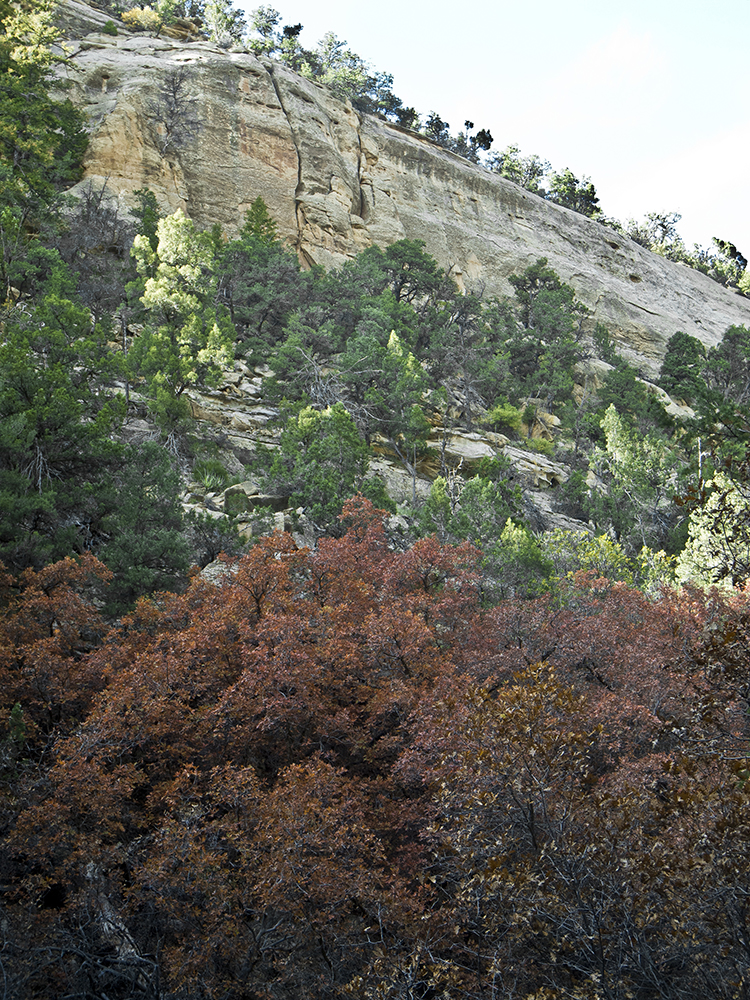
425;429;497;469
55;1;750;377
573;358;616;398
640;380;695;420
504;447;570;489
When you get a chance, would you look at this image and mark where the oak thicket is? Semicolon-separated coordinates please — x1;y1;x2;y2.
1;500;749;999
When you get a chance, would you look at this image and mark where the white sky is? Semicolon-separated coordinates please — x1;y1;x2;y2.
237;0;750;257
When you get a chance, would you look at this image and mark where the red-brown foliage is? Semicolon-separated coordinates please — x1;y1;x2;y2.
2;505;750;999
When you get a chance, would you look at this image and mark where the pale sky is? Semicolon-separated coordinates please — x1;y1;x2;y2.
237;0;750;258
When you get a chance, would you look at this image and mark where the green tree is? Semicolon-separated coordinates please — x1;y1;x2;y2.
418;475;453;541
131;187;161;253
544;528;635;585
711;237;747;286
0;24;86;206
487;143;549;194
690;325;750;458
659;331;706;404
547;167;600;218
218;199;306;359
420;463;522;594
239;195;278;242
247;4;281;55
599;361;672;435
594;404;680;551
507;257;571;330
0;0;58;68
310;31;372;105
506;259;585;410
450;470;520;545
0;280;124;567
625;211;687;260
100;441;191;611
427;294;509;426
705;325;750;407
128;210;234;434
203;0;246;45
260;403;372;532
367;239;445;308
491;520;552;598
676;471;750;588
341;329;430;503
0;0;87;296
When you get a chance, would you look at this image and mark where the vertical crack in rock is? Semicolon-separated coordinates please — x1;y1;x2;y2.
353;112;368;222
261;59;305;253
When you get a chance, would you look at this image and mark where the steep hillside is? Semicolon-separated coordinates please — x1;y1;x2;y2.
55;0;750;373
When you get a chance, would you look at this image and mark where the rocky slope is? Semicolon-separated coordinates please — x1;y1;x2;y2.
181;360;590;541
55;1;750;374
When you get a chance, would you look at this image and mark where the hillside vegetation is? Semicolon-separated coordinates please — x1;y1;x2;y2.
3;3;750;998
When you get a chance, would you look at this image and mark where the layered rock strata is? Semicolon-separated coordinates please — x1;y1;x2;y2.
55;1;750;372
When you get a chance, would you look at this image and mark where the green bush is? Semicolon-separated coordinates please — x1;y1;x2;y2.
360;476;397;514
484;401;523;433
544;528;633;585
186;509;246;566
193;458;230;492
102;20;118;35
100;441;191;613
525;437;555;456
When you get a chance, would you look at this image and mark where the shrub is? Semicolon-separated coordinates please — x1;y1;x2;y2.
121;7;163;32
193;458;230;492
484;401;523;433
526;437;554;456
102;20;118;35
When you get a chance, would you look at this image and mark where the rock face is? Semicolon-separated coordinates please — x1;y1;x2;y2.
56;1;750;372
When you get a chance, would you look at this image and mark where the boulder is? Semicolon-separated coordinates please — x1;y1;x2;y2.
426;429;497;470
367;458;431;505
223;484;289;513
504;447;570;488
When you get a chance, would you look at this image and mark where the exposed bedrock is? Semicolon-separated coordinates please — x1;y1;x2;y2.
56;0;750;372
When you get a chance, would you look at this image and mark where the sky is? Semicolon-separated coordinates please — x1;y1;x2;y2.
236;0;750;257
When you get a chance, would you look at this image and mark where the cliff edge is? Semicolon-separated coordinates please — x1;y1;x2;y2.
54;0;750;371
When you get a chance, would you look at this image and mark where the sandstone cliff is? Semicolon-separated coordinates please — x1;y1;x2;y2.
55;1;750;372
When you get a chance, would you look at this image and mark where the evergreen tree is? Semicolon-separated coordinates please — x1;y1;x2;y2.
659;331;706;405
218;199;307;359
0;0;87;215
260;402;371;532
100;441;191;611
594;405;680;551
0;0;87;303
547;167;601;218
128;210;234;434
0;275;124;567
506;259;585;410
340;329;429;503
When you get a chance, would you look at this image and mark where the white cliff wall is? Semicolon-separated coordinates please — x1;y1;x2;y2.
56;0;750;372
